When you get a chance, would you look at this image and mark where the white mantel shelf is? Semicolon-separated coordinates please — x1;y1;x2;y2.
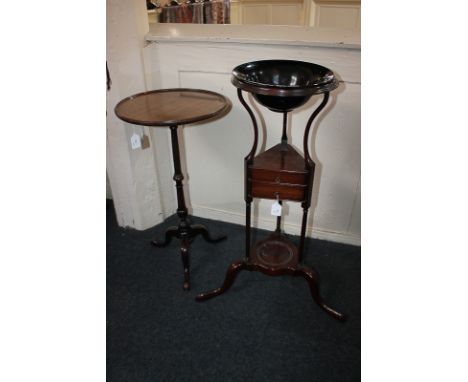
146;24;360;49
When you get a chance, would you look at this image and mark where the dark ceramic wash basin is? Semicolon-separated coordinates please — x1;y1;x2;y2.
232;60;339;112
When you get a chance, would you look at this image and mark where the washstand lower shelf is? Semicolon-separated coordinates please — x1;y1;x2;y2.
196;233;346;321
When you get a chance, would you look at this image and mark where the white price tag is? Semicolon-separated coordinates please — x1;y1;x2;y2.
271;201;282;216
130;133;141;150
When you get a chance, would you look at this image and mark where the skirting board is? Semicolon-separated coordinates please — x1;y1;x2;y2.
191;204;361;247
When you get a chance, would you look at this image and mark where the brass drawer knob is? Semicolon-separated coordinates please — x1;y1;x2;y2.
275;177;281;183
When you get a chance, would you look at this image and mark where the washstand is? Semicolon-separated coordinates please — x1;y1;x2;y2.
196;60;345;321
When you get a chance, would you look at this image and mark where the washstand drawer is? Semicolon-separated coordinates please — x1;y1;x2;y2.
250;168;308;185
251;180;306;202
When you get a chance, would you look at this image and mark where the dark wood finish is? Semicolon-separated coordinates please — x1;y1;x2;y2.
114;88;230;127
275;200;282;233
249;143;309;202
196;259;345;321
231;60;338;112
281;111;288;144
197;61;344;321
114;88;230;290
170;126;188;225
237;88;258;165
251;168;306;185
196;232;345;321
232;60;338;93
251;180;306;202
298;206;309;263
245;202;252;260
231;72;338;98
251;232;298;268
304;92;329;167
237;87;258;260
180;239;190;290
251;143;308;174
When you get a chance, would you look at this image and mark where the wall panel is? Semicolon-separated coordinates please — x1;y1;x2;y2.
148;41;361;244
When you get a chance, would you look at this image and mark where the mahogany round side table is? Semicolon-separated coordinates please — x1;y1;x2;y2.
114;88;231;290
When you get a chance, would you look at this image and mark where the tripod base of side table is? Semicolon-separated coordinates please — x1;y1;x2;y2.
151;220;227;291
195;233;345;321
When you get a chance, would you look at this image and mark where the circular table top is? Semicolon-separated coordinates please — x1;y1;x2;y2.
114;88;230;127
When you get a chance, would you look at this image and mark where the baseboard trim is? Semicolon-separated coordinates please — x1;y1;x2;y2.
191;204;361;246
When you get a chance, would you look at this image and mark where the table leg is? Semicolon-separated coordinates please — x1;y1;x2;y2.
181;238;190;290
169;126;189;227
151;125;226;290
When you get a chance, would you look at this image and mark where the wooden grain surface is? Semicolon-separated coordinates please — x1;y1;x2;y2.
114;88;230;126
251;143;308;173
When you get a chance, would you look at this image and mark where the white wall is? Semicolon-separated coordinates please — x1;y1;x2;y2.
147;39;361;245
107;0;360;245
311;0;361;29
106;0;175;229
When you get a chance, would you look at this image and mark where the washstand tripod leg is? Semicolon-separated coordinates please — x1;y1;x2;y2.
298;267;346;322
195;260;246;302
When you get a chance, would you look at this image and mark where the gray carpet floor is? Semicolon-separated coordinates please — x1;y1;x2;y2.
107;199;360;382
